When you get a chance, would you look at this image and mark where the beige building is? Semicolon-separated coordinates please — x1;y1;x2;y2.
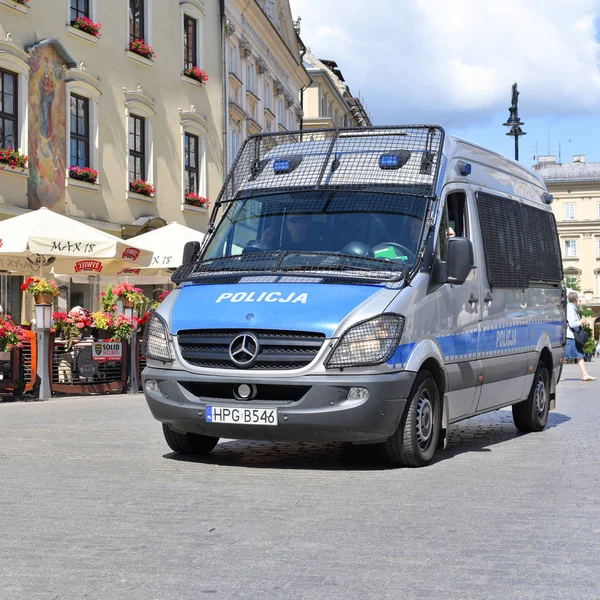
0;0;223;313
302;49;371;130
533;155;600;332
223;0;309;171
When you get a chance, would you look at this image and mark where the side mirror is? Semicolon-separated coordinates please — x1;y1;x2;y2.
446;237;475;285
182;241;201;265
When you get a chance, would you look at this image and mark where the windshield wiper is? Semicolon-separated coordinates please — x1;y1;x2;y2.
173;251;406;283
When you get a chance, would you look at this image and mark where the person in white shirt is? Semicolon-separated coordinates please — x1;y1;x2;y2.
565;291;595;381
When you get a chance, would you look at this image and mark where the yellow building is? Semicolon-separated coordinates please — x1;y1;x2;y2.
0;0;223;313
533;155;600;333
301;49;371;131
224;0;309;172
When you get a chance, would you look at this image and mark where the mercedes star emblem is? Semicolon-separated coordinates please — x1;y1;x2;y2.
229;333;260;367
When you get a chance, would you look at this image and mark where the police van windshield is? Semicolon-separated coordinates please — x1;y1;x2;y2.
198;190;428;279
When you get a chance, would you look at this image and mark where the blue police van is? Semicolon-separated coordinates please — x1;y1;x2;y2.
142;126;565;467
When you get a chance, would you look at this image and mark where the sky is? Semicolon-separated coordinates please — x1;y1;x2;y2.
289;0;600;167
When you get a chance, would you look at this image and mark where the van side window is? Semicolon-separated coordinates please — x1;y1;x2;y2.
437;204;449;260
446;192;468;237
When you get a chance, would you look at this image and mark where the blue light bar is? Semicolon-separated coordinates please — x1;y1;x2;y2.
379;150;411;170
272;155;303;175
379;154;400;169
273;159;292;173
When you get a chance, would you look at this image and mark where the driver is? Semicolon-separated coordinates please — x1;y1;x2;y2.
262;214;314;252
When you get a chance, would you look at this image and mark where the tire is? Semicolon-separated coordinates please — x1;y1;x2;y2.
382;370;441;467
512;363;550;432
162;424;219;455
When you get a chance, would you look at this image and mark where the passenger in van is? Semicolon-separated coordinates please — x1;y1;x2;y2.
565;291;596;381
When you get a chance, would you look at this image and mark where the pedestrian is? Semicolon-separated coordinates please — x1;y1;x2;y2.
565;291;596;381
596;339;600;360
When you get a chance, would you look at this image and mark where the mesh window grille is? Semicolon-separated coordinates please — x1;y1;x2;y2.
476;192;562;288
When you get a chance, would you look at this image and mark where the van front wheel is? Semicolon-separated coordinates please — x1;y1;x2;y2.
383;371;441;467
162;424;219;455
512;363;550;432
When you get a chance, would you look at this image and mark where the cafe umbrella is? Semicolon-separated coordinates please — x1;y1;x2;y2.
0;207;153;275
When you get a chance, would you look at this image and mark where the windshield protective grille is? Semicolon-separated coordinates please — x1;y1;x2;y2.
218;126;445;205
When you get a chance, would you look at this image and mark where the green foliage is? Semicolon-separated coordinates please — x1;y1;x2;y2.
564;276;581;291
580;304;593;318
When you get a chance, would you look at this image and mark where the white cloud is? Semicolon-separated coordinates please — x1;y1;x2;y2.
290;0;600;125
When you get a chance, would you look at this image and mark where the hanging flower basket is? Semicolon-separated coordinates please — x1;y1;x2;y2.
130;40;156;60
21;277;59;303
69;166;99;184
184;66;208;86
184;193;209;209
71;16;102;37
0;147;28;171
130;179;155;197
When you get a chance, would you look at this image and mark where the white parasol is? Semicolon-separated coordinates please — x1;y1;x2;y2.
0;208;153;275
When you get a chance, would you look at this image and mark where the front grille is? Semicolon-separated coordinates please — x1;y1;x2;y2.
180;381;310;402
177;329;326;370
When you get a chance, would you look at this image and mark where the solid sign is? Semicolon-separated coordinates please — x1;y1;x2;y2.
92;342;123;362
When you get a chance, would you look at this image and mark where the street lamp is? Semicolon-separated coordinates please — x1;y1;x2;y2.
503;82;526;161
34;302;53;399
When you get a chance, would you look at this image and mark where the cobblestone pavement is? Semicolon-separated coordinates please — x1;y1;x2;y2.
1;361;599;600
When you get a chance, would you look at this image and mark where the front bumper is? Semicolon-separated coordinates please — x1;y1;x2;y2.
142;367;417;443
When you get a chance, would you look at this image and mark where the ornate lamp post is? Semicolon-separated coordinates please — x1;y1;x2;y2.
503;83;526;161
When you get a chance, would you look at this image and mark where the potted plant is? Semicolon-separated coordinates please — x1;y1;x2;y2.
112;282;145;309
100;286;118;313
71;15;102;37
129;39;156;60
111;313;135;341
184;66;208;86
0;316;27;361
184;192;209;209
130;179;155;198
52;309;93;350
69;166;99;184
0;146;28;171
91;311;114;340
12;0;29;5
21;277;59;305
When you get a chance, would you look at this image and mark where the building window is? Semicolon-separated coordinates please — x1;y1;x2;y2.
564;240;578;257
264;81;271;110
276;98;283;125
70;0;89;22
320;93;326;118
69;94;89;168
564;203;575;220
597;203;600;220
129;0;145;44
183;15;197;71
128;114;146;182
230;127;239;166
0;68;18;150
229;45;237;74
184;132;199;195
247;64;254;93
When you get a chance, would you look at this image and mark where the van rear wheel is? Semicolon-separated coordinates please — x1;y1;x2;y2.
162;424;219;455
512;363;550;432
382;370;441;467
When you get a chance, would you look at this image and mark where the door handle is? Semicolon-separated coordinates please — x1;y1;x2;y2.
468;293;478;305
484;292;493;303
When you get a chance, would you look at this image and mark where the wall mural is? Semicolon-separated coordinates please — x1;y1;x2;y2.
28;46;67;213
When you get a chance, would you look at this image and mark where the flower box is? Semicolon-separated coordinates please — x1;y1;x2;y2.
184;193;209;209
71;16;102;37
130;179;155;197
184;66;208;86
129;40;155;60
0;147;28;171
69;166;98;184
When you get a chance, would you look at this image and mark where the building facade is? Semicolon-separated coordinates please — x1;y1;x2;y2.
533;155;600;331
302;49;371;131
0;0;223;313
223;0;309;172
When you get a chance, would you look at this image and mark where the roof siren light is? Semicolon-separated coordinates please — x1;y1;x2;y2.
457;161;472;176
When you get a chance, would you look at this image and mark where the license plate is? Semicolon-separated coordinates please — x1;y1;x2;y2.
206;406;278;426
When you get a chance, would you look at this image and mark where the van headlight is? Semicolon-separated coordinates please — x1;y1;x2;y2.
325;314;405;369
142;311;173;363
